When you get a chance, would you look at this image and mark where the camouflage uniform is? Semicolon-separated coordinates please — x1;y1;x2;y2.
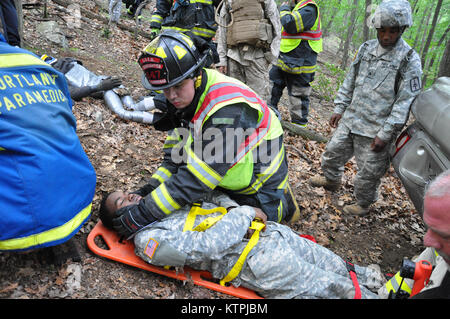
216;0;281;102
134;192;384;299
321;35;422;207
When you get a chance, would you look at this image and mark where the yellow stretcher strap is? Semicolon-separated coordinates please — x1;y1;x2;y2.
183;204;228;232
220;220;265;286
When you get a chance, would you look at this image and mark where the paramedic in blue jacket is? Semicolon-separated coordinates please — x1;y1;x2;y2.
0;35;97;260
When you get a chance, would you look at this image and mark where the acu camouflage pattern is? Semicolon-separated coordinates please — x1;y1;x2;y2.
371;0;413;28
321;124;391;207
324;36;421;206
134;192;384;298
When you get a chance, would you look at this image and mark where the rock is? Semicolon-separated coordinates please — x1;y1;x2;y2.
36;21;68;48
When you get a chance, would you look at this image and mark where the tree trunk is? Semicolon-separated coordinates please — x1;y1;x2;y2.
422;26;450;84
13;0;23;47
340;0;358;69
281;121;328;143
362;0;371;43
421;0;443;69
438;39;450;78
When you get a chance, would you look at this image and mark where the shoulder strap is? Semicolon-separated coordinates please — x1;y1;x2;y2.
395;48;414;95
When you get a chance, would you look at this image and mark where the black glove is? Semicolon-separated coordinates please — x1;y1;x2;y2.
96;77;122;92
112;201;158;238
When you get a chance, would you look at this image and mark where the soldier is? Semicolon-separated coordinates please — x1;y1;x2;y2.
309;0;422;216
100;190;385;299
215;0;281;102
268;0;322;127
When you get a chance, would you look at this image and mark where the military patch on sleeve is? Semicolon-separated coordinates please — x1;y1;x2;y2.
410;77;422;92
144;238;159;259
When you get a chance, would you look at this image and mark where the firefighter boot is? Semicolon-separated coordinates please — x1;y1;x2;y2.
309;175;340;191
343;203;370;216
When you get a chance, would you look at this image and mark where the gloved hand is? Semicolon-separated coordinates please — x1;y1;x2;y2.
96;77;122;92
131;181;158;197
112;201;158;238
150;28;160;40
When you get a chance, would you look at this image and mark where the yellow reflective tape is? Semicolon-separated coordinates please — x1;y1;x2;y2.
155;46;167;59
186;147;222;189
0;53;51;69
173;45;187;60
220;221;265;286
153;183;181;215
0;147;5;151
151;167;172;184
0;203;92;251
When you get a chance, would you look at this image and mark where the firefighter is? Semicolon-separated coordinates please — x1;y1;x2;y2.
149;0;221;66
111;31;300;239
309;0;422;216
0;36;96;258
268;0;322;127
216;0;281;102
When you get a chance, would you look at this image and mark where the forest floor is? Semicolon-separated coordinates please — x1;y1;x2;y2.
0;0;427;300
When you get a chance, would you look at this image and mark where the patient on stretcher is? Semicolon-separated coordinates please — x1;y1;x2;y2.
99;190;385;299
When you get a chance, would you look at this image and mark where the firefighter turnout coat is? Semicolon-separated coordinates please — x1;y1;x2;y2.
141;69;291;222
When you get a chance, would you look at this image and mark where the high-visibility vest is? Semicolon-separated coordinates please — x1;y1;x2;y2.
280;0;323;54
0;42;96;251
189;69;284;191
149;69;285;217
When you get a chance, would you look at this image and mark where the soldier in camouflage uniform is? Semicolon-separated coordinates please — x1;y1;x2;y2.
100;190;385;299
216;0;281;102
309;0;422;216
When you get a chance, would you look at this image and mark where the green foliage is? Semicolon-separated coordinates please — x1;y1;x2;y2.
311;62;346;102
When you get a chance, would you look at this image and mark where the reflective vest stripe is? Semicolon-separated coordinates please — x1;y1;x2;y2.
278;172;289;190
276;59;317;74
151;167;172;184
186;146;222;189
151;14;163;24
292;9;304;32
0;53;51;69
161;26;215;39
0;203;92;251
193;81;271;166
151;183;181;215
238;145;285;195
384;272;412;295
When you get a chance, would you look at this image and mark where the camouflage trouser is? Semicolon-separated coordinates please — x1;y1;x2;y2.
108;0;122;23
321;123;391;206
228;57;270;102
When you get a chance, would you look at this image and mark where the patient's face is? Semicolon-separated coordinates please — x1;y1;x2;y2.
106;191;142;213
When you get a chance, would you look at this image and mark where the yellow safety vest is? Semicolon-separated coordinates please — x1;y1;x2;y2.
280;0;323;54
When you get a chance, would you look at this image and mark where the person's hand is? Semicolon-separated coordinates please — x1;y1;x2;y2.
218;66;227;74
329;113;342;128
371;136;387;152
150;28;160;40
112;202;157;238
246;208;267;238
97;77;122;91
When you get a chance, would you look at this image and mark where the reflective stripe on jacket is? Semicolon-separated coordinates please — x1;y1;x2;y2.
280;0;322;54
143;69;288;221
0;43;96;251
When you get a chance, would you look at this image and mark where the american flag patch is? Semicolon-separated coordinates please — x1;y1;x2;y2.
144;238;159;259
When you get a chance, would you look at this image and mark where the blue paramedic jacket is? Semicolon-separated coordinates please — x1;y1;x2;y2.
0;40;96;251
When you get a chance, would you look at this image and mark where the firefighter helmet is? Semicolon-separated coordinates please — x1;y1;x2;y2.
138;31;209;90
371;0;413;28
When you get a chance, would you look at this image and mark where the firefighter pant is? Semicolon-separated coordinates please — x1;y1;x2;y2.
321;123;391;207
268;65;312;125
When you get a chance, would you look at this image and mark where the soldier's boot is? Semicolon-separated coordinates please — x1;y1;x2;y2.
309;175;340;191
343;203;370;216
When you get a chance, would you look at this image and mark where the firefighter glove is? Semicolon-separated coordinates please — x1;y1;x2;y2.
112;201;157;238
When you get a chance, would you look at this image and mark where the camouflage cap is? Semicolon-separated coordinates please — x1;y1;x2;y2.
371;0;413;28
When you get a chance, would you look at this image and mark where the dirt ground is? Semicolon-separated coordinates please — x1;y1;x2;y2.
0;0;426;300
